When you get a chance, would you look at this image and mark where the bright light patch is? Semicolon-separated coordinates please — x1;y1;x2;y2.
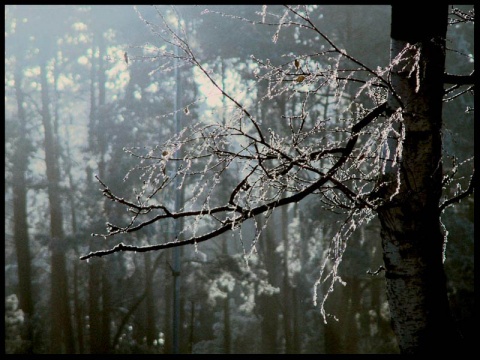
56;74;74;90
77;56;89;66
145;83;158;93
72;22;87;31
24;66;40;78
194;67;223;108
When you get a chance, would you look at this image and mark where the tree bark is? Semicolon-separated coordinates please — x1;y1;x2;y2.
257;216;279;353
64;119;85;354
377;5;460;354
223;295;231;354
12;58;35;354
144;252;157;347
40;61;75;354
281;204;294;354
100;272;112;353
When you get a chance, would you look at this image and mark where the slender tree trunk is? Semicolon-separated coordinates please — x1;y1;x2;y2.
220;216;232;353
87;31;103;354
88;259;102;353
281;204;293;353
72;263;85;354
40;61;74;354
324;283;344;354
188;301;195;353
63;117;85;354
163;257;173;354
223;295;231;354
378;5;460;354
144;252;157;347
257;217;279;353
100;272;112;353
343;277;360;354
291;285;301;353
91;29;114;353
12;60;34;354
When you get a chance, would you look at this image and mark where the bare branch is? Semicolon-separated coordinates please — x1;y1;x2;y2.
444;70;475;85
81;101;386;260
439;169;475;213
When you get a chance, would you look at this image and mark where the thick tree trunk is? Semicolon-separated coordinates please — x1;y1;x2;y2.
378;5;460;354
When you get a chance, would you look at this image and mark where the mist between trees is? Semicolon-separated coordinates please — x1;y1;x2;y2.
5;5;474;354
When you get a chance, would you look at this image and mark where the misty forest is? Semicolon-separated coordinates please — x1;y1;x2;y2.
4;5;474;354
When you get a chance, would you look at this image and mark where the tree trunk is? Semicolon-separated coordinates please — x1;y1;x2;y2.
281;204;293;354
12;59;34;354
188;301;195;353
324;283;344;354
343;277;360;354
163;257;173;354
378;5;460;354
144;252;157;347
100;271;112;353
40;61;75;354
257;216;279;353
87;29;103;354
223;295;231;354
65;127;85;354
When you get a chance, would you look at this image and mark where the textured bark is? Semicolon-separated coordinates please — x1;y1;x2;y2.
377;5;459;354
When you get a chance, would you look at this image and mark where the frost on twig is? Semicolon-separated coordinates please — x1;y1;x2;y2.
82;5;473;322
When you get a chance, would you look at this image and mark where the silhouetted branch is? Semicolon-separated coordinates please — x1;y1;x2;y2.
444;70;475;85
80;102;387;260
439;169;475;213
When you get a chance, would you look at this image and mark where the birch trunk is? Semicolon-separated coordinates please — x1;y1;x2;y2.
378;5;460;354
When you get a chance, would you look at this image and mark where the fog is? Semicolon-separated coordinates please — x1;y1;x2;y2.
5;5;474;354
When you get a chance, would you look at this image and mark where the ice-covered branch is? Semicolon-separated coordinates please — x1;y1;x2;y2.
81;101;386;260
439;169;475;213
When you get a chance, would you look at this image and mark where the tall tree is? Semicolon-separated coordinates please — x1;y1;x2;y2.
82;5;474;354
10;31;35;356
376;5;463;353
40;57;75;354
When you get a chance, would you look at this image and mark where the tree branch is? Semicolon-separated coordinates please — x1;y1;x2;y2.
443;70;475;85
80;102;386;260
439;169;475;213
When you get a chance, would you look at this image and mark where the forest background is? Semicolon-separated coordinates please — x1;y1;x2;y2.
4;5;474;354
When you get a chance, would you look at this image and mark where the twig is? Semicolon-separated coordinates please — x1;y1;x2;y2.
367;265;385;276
